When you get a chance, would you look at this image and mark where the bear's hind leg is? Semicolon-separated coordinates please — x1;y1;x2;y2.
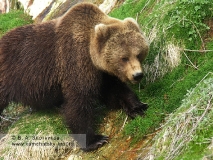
62;96;108;151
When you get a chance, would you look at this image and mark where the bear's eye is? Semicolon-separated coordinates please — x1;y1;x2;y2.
137;54;142;60
122;57;129;62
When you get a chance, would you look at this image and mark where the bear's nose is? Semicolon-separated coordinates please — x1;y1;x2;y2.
133;72;144;82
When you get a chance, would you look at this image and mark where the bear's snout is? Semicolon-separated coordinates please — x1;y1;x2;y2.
132;72;144;82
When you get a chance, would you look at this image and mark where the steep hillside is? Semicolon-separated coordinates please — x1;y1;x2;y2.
0;1;213;159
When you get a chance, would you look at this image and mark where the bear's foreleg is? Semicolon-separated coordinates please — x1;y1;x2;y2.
119;88;148;118
62;95;108;151
102;75;148;118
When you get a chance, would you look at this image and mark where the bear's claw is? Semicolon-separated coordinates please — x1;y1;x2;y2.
82;135;109;152
128;102;148;119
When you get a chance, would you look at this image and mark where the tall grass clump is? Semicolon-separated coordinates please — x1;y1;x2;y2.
144;73;213;160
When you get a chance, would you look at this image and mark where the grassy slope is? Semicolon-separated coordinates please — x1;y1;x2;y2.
110;0;213;159
110;0;213;140
0;1;213;159
144;73;213;160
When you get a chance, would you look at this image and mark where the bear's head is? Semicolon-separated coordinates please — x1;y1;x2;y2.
90;18;149;84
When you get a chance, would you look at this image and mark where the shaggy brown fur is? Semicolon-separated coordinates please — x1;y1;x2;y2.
0;3;149;151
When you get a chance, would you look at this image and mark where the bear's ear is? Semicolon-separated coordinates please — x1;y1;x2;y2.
94;23;111;52
124;18;140;31
94;23;111;42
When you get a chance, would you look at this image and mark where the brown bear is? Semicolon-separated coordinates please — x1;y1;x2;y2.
0;3;149;151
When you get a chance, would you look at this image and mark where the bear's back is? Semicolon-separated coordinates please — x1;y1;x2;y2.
0;21;60;107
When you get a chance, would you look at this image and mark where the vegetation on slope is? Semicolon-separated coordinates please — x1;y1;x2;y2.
110;0;213;158
144;73;213;160
110;0;213;142
0;0;213;159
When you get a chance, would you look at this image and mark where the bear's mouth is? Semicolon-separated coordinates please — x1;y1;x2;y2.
130;79;141;84
124;77;141;84
120;75;142;84
117;72;143;84
128;73;144;84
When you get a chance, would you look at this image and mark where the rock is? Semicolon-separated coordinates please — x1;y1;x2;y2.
1;0;118;22
0;0;9;13
99;0;117;14
35;0;83;23
24;0;55;20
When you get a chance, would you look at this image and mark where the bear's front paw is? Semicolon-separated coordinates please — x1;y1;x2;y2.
128;102;148;119
82;135;109;152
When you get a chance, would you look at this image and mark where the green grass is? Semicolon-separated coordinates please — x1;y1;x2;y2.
176;126;213;159
0;10;32;36
9;110;69;135
143;75;213;159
